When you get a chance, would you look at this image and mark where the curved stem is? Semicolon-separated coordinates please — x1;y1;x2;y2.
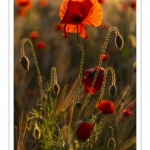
70;24;84;127
21;38;43;98
80;27;122;119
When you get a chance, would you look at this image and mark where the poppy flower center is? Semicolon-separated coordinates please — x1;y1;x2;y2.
72;14;82;24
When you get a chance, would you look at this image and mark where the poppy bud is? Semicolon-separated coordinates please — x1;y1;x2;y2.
109;85;117;98
76;121;93;141
115;34;124;50
20;55;29;71
76;102;82;109
108;137;116;150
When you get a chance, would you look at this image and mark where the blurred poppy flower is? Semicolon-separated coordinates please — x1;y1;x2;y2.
100;22;109;30
98;0;105;4
59;0;103;39
15;0;31;7
15;0;32;16
95;100;116;114
100;54;110;62
39;0;48;8
37;41;46;49
55;23;63;31
18;8;28;16
131;1;136;10
121;3;129;11
29;31;39;40
27;89;36;98
122;109;132;117
76;121;93;140
82;67;106;94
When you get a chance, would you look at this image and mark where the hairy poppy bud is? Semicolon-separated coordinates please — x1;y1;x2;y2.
115;34;124;50
20;55;29;71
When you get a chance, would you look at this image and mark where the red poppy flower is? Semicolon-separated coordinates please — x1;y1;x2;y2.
100;22;109;30
131;1;136;10
82;67;107;94
76;121;93;140
37;41;46;49
55;23;63;31
95;100;116;114
15;0;32;16
98;0;105;4
100;54;110;62
27;89;36;98
18;8;28;16
122;109;132;117
121;3;129;11
15;0;31;7
29;31;39;40
39;0;48;8
15;0;32;10
59;0;103;39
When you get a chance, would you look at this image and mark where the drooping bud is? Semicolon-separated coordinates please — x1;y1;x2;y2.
115;34;124;50
109;85;117;98
20;55;29;71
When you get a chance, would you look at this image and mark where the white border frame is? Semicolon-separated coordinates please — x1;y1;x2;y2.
2;0;148;149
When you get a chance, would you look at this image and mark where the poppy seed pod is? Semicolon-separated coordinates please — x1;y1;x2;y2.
95;100;116;114
76;121;94;141
82;67;107;94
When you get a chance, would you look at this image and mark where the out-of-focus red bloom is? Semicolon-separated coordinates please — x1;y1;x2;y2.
18;8;28;16
37;41;46;49
55;23;63;31
100;22;109;30
76;121;93;140
95;100;116;114
39;0;48;8
27;89;36;98
131;1;136;10
122;109;132;117
15;0;32;16
59;0;103;39
29;31;39;40
121;3;129;11
15;0;31;7
98;0;105;4
100;54;110;62
82;67;107;94
15;0;32;10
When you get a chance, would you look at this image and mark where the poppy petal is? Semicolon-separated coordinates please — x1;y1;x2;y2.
62;23;88;39
83;0;103;26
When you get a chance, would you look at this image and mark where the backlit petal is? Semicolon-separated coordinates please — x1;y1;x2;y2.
83;0;103;26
